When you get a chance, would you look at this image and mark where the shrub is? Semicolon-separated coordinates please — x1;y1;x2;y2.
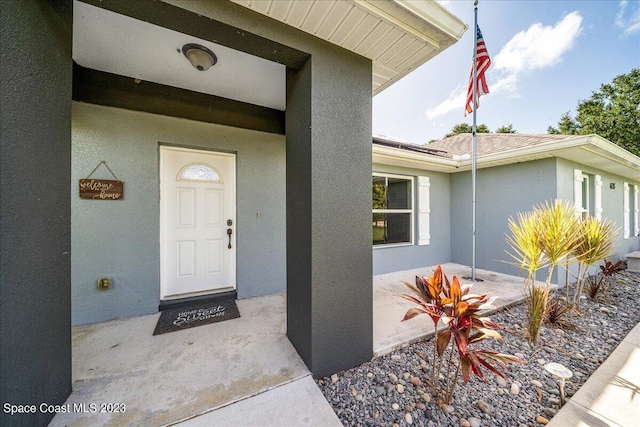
545;293;576;329
506;200;581;344
571;217;618;309
526;283;549;340
401;266;523;405
506;200;618;341
585;274;608;301
600;259;625;276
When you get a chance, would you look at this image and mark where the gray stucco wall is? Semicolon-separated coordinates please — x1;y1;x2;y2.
285;52;373;376
168;0;375;377
450;158;558;280
372;165;451;274
72;102;285;325
75;0;374;377
556;158;640;269
1;1;72;426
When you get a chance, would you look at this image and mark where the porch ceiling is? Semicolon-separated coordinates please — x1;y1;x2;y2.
73;1;286;110
229;0;467;94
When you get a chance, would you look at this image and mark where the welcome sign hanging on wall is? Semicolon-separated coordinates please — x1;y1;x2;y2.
79;161;124;200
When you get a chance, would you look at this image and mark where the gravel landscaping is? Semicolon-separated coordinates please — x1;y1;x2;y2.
317;271;640;427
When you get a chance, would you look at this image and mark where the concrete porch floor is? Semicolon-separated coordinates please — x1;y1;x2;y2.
50;294;340;427
51;263;530;426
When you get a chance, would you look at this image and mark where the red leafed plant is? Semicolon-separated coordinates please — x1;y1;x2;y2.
599;259;625;277
401;265;523;404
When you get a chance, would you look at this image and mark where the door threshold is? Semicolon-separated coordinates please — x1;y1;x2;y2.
159;290;237;312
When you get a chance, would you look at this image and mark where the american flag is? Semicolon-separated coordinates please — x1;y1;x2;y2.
464;26;491;116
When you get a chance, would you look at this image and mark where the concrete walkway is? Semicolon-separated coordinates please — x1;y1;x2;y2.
547;322;640;427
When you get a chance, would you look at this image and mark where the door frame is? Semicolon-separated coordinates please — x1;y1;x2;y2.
159;144;237;301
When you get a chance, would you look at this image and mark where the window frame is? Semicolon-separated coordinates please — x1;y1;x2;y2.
372;173;414;248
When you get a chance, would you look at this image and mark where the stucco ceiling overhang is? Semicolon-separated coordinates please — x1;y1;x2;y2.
229;0;468;95
373;135;640;181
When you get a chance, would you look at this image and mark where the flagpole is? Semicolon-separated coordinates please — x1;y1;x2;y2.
471;0;478;281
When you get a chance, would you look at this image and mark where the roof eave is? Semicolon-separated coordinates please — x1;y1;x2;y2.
366;0;467;94
456;135;640;181
229;0;467;95
372;144;459;173
373;135;640;181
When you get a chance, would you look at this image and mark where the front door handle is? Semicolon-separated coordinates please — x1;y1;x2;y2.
227;228;232;249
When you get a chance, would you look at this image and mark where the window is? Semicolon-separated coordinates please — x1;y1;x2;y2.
624;182;639;238
373;174;413;245
580;173;590;216
178;163;221;182
574;169;602;219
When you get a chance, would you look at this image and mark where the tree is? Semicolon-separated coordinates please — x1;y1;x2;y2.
444;123;490;138
547;111;579;135
548;69;640;157
495;124;517;133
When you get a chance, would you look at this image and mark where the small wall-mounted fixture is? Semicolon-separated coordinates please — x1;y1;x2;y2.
182;43;217;71
610;183;616;189
97;277;110;291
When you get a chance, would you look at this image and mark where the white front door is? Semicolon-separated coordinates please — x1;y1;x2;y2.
160;146;236;300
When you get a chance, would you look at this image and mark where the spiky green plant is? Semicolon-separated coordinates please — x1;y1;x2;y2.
533;199;582;288
505;200;583;345
525;283;549;343
572;217;618;310
505;211;546;287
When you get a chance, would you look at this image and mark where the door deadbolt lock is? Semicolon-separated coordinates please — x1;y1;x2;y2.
227;219;232;226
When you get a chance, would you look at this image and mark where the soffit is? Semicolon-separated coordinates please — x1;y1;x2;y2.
229;0;467;94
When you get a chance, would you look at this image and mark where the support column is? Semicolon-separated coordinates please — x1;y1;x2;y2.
0;1;72;426
286;53;373;378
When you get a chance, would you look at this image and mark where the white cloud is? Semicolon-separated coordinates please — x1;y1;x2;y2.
493;11;583;75
425;12;583;120
615;0;640;36
490;75;519;98
425;85;466;120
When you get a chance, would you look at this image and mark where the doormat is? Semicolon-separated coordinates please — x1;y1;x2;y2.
153;297;240;335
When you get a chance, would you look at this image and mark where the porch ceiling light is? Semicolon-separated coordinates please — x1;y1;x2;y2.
182;43;217;71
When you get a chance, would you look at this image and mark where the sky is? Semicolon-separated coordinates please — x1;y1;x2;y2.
373;0;640;144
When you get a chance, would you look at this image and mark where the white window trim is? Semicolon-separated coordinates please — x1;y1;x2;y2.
623;182;630;238
582;173;590;217
574;169;585;217
372;173;414;247
594;174;602;219
417;176;430;245
634;184;640;237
